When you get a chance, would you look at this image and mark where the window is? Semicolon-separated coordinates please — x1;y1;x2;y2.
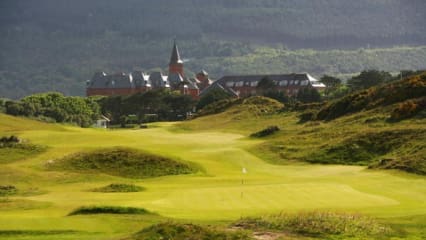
250;81;258;87
235;81;244;87
279;80;288;86
294;80;300;85
289;80;294;85
300;80;309;86
226;81;234;87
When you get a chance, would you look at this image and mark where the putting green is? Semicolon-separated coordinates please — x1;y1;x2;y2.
0;116;425;239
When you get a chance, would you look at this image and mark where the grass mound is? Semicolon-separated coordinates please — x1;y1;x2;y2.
0;136;46;164
68;206;151;216
47;147;196;178
130;222;252;240
234;211;391;238
0;198;51;210
92;183;145;193
306;129;425;166
197;98;241;117
199;96;283;118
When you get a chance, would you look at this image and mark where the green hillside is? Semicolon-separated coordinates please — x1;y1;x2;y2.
1;0;426;98
1;73;425;239
180;73;426;174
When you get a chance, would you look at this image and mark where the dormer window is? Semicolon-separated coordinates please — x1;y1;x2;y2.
235;81;244;87
279;80;288;86
226;82;234;87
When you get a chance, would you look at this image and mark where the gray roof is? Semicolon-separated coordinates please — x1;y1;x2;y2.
131;71;150;87
149;71;169;88
216;73;312;84
198;70;208;76
169;40;183;64
199;81;238;98
87;72;134;89
168;72;184;87
185;78;199;90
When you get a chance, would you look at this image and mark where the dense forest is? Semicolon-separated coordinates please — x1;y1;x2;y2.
1;0;425;98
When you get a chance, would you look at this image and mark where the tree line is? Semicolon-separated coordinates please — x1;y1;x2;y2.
2;69;423;127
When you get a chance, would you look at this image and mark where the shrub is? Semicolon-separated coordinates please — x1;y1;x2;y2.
298;110;318;123
250;126;280;138
0;185;18;196
92;183;145;193
390;97;426;121
68;206;151;216
0;135;20;146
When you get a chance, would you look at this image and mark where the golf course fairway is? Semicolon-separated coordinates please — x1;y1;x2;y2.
0;114;425;239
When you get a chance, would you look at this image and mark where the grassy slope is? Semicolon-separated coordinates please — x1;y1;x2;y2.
0;113;425;239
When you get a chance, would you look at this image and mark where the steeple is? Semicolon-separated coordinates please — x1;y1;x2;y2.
169;39;183;64
169;39;184;76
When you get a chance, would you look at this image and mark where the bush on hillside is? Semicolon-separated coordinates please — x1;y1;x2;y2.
0;135;20;145
5;92;101;127
312;72;426;121
250;126;280;138
390;97;426;121
370;152;426;175
305;129;424;165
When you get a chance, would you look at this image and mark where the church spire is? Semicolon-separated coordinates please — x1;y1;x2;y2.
169;39;184;77
169;39;183;64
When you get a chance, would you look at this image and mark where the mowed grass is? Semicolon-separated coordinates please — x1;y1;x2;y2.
0;113;425;239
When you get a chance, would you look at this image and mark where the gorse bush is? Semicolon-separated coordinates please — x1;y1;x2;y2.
390;97;426;121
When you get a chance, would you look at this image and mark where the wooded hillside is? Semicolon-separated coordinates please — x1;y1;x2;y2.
1;0;425;98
